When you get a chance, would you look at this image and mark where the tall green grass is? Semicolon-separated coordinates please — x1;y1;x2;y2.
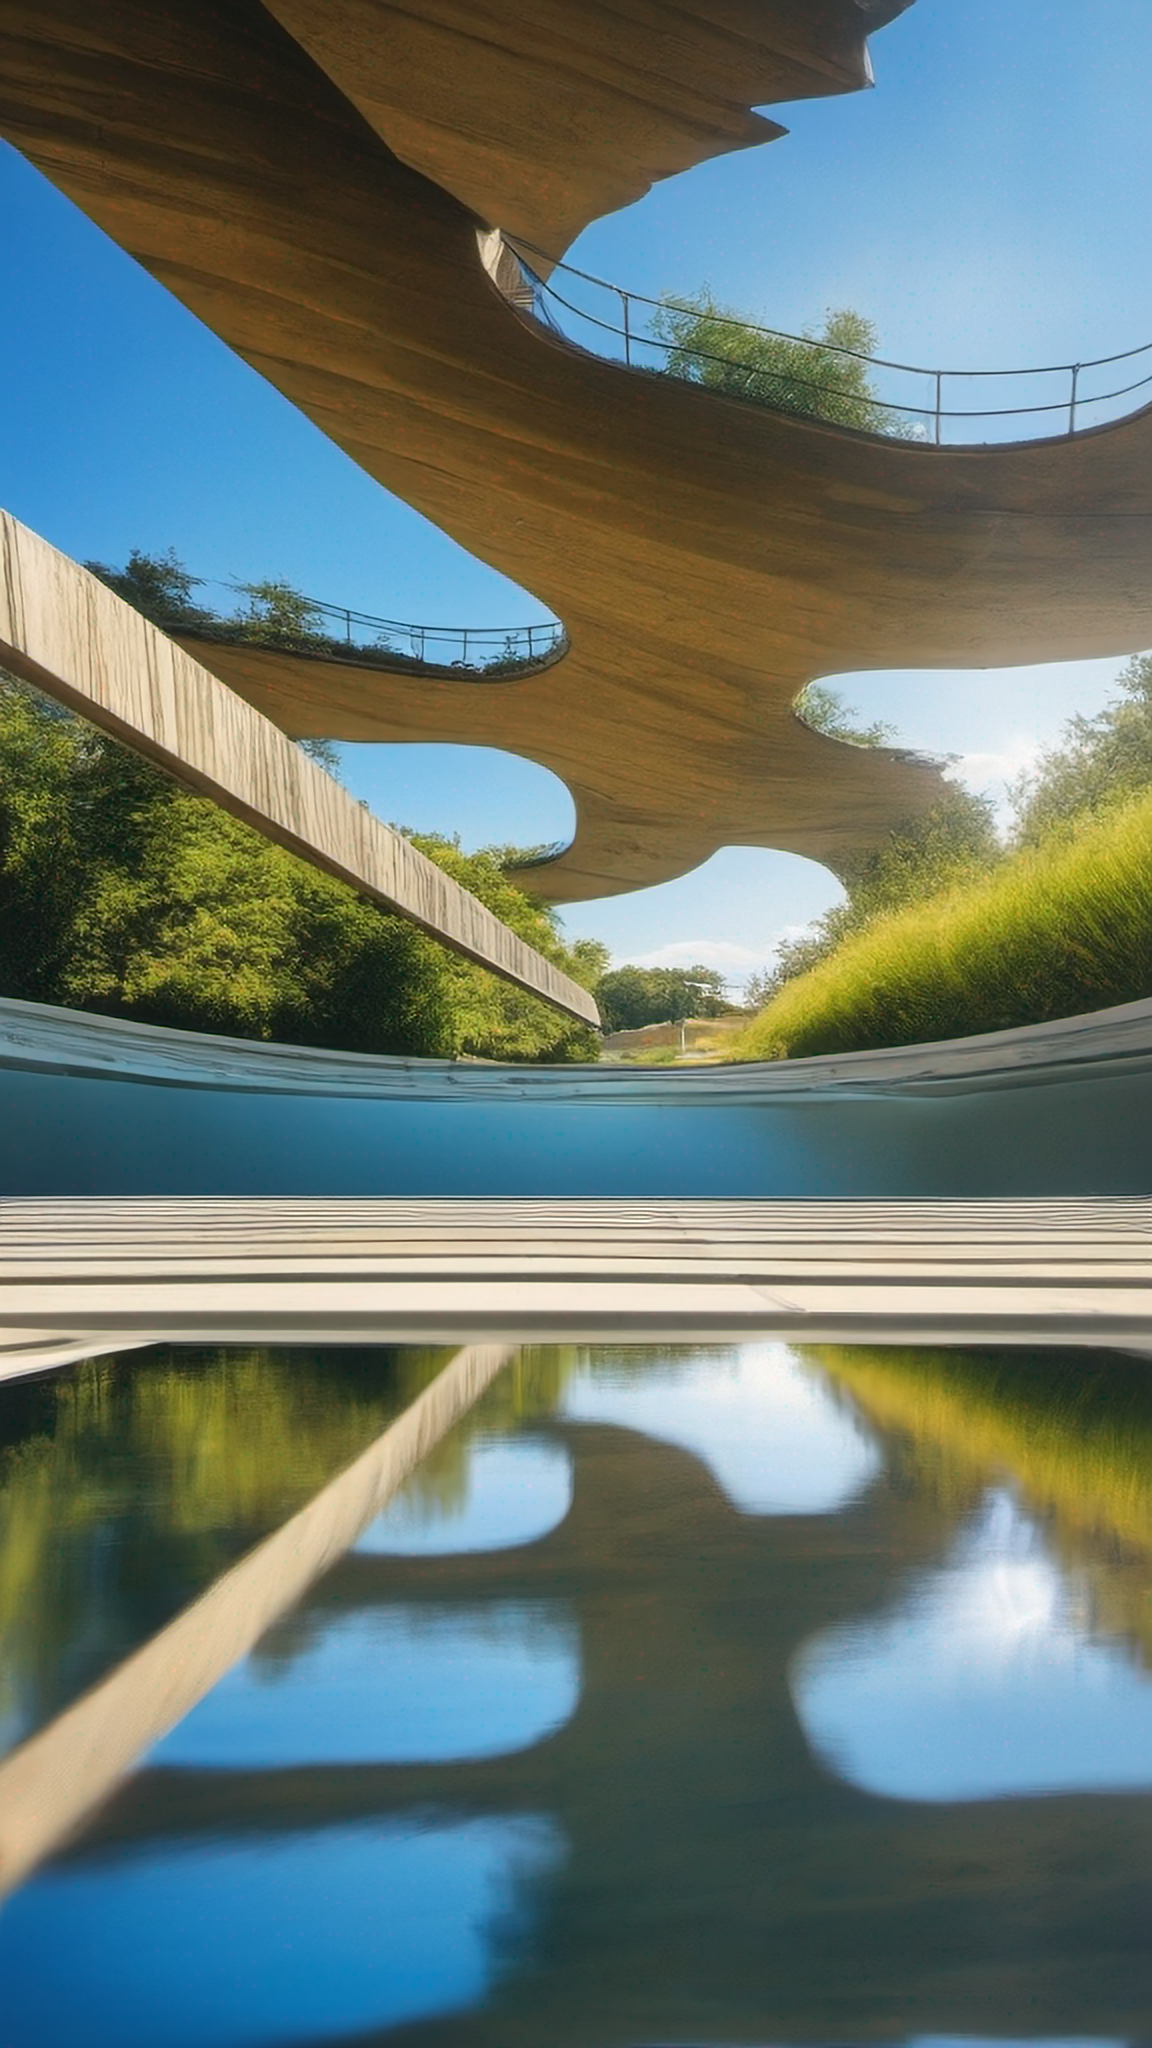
740;785;1152;1058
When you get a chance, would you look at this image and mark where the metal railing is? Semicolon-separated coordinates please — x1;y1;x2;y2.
182;586;566;678
498;236;1152;447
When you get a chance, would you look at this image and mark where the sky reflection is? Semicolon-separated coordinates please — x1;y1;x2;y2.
152;1601;580;1768
562;1343;880;1514
356;1435;573;1555
793;1490;1152;1801
0;1815;562;2048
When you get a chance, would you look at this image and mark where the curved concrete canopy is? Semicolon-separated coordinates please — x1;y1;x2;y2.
3;0;1151;900
259;0;905;259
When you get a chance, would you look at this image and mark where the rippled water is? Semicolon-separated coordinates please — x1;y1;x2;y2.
2;1336;1152;2043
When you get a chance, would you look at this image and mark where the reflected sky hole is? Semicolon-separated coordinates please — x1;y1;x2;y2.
562;1343;880;1514
0;1815;563;2048
793;1490;1152;1801
357;1435;573;1556
153;1602;581;1769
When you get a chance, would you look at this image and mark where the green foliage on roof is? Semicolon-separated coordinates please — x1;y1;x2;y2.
651;298;911;437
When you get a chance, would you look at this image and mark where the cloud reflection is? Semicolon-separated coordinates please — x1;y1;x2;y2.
793;1490;1152;1801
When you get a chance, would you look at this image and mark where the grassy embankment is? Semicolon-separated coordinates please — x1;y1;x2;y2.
740;784;1152;1059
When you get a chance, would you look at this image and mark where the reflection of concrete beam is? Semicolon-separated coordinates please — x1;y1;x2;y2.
76;1409;1152;2039
0;1332;153;1387
2;1199;1150;1366
0;1341;516;1896
0;515;598;1027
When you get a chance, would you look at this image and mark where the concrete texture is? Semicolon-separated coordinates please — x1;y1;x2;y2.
0;515;599;1024
12;2;1151;899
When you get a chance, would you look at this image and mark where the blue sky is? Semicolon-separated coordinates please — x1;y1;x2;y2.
5;0;1152;988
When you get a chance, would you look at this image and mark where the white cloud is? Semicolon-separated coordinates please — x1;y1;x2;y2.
950;734;1040;794
618;928;822;991
622;939;766;973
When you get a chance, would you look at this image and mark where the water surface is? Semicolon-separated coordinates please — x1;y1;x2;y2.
3;1337;1152;2043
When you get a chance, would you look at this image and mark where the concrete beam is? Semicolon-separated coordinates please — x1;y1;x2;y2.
0;514;599;1027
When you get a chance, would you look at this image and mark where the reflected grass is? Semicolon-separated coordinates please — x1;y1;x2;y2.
806;1342;1152;1657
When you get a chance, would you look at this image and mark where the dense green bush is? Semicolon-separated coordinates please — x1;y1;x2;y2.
1013;652;1152;844
0;677;599;1061
597;964;734;1032
747;783;999;1008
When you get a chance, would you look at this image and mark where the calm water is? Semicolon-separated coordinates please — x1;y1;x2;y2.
3;1337;1152;2042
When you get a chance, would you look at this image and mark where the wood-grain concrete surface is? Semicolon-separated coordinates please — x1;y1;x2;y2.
260;0;903;258
2;1198;1149;1367
0;515;598;1026
8;3;1151;898
5;991;1152;1103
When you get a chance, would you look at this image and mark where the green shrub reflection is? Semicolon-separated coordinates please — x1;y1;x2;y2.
0;1344;456;1746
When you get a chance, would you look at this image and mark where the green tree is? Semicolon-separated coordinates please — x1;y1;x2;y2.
408;833;601;1062
796;682;897;749
596;963;733;1033
230;578;328;649
84;547;213;631
650;296;907;437
0;678;599;1062
1012;651;1152;846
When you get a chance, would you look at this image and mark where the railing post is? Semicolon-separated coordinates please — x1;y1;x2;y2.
621;289;631;367
1069;363;1081;435
934;370;943;445
461;630;468;666
345;608;351;644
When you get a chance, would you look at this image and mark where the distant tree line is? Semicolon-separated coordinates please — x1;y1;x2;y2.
595;964;735;1034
